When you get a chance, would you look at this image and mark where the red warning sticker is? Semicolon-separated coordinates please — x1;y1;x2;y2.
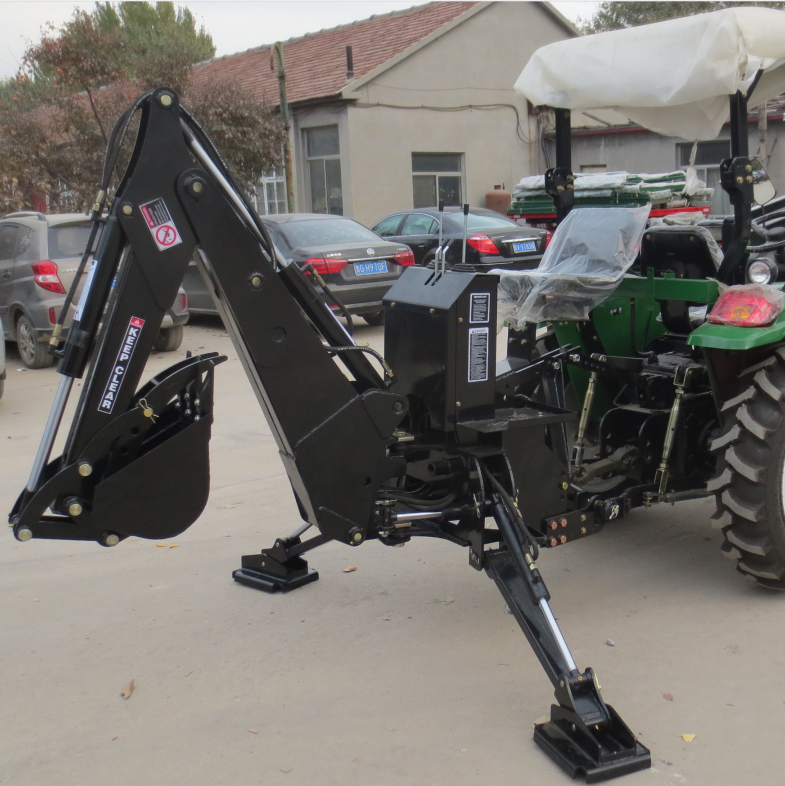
140;197;183;252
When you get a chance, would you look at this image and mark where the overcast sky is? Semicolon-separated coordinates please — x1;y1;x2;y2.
0;1;597;80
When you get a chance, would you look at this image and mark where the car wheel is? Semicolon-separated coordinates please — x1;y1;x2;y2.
153;325;184;352
16;315;53;369
363;311;385;327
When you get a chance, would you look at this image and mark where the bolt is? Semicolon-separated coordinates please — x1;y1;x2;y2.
746;164;753;172
68;501;83;517
104;533;120;547
78;462;93;477
393;401;403;413
561;481;568;490
17;527;33;542
429;308;435;314
747;175;754;183
736;176;745;185
521;338;528;344
560;518;567;528
581;527;587;535
552;362;560;370
550;538;558;547
349;527;364;545
458;317;463;323
550;521;558;530
560;535;567;544
572;724;577;732
580;514;586;521
159;92;173;107
249;274;263;289
191;180;203;194
121;204;133;216
559;680;565;688
456;401;461;407
391;302;396;307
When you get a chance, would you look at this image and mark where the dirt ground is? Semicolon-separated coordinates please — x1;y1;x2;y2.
2;317;785;786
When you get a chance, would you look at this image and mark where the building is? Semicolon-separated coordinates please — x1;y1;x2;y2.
190;1;576;227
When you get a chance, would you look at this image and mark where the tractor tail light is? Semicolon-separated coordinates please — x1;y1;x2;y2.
181;292;188;311
304;258;348;275
32;261;66;294
708;285;785;328
393;249;415;266
467;234;499;255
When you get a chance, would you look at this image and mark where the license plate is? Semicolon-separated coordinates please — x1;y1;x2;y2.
512;240;537;254
354;260;388;276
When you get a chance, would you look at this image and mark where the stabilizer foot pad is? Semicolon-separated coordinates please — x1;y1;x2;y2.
232;567;319;593
534;714;650;783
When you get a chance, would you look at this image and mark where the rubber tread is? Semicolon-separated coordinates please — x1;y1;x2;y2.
711;347;785;588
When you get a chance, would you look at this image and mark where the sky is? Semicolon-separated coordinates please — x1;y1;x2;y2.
0;0;597;80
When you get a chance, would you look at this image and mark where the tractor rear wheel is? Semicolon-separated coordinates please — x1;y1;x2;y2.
710;348;785;589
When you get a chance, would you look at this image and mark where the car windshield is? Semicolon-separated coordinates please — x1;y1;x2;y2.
278;218;381;248
48;224;91;259
445;213;519;231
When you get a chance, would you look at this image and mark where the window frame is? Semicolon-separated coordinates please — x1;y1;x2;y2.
411;152;465;209
676;140;732;215
304;125;343;215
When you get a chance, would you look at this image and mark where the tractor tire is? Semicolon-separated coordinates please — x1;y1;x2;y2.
16;315;54;369
153;325;183;352
710;348;785;589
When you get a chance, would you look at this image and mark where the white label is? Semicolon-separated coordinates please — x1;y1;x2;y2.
468;327;489;383
470;293;490;323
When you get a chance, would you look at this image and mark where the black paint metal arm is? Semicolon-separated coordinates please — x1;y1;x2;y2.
545;107;575;223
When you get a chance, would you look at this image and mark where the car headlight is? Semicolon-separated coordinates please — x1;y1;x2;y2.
747;256;777;285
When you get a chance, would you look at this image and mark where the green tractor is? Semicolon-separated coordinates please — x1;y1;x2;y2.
509;6;785;589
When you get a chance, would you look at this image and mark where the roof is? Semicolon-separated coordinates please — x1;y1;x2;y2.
516;6;785;140
189;2;480;106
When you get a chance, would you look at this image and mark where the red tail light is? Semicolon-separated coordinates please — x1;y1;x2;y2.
181;292;188;310
708;286;784;327
467;234;499;255
49;308;57;324
393;249;415;266
31;260;66;293
545;231;553;248
303;258;348;275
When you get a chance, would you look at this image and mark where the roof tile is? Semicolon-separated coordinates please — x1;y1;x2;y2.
191;2;477;106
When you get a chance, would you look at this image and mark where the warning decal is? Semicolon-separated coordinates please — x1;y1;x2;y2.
470;293;490;323
98;316;145;414
468;327;489;383
140;198;183;252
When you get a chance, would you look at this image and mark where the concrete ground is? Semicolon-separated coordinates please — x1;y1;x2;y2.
2;317;785;786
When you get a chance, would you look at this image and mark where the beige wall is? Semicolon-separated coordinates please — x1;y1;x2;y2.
341;2;572;227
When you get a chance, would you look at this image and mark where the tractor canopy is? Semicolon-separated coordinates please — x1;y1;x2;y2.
515;6;785;140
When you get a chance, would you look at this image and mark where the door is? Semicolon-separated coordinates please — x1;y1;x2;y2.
397;213;439;264
0;224;20;327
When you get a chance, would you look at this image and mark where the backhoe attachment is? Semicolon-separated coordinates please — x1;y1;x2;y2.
10;88;649;782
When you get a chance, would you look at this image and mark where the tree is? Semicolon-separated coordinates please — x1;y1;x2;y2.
0;2;285;213
580;1;785;33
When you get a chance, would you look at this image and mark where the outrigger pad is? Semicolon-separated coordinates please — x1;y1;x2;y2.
534;703;651;783
233;551;319;593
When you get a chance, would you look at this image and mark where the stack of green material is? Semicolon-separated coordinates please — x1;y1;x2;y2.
509;170;712;216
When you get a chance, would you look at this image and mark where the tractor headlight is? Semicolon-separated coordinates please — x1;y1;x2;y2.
747;256;777;285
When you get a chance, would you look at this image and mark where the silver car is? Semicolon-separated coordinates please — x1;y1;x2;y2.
0;211;189;368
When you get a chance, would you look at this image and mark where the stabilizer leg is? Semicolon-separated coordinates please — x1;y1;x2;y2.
233;529;330;593
485;497;650;783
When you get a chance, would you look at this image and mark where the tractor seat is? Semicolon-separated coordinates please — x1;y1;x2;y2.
638;225;722;334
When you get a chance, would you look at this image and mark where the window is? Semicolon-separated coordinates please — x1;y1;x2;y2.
15;227;38;263
305;126;343;215
412;153;463;208
48;224;91;259
677;140;731;215
373;215;404;237
581;164;607;173
0;224;19;262
401;214;438;236
253;169;287;216
279;217;379;247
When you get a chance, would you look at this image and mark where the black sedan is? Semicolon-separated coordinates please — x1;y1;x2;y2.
183;213;414;326
371;207;548;270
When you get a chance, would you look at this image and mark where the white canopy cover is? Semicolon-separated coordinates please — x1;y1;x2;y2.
515;6;785;140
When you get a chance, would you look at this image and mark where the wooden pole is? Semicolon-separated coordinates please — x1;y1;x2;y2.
275;42;295;214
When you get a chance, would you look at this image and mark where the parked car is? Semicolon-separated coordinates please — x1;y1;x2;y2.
371;207;548;270
0;211;188;368
183;213;415;326
0;316;5;402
